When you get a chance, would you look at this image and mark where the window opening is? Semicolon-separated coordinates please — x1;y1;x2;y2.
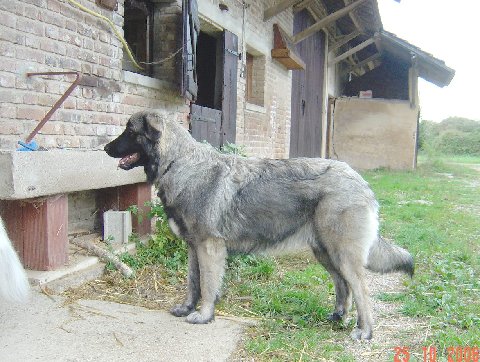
123;0;153;75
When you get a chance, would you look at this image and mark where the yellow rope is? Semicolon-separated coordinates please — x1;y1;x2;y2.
64;0;144;70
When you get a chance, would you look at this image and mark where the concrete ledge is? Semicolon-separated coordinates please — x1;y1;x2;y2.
0;150;146;200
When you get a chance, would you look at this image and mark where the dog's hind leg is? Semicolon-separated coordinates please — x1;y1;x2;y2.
336;256;373;340
311;245;352;322
171;244;201;317
185;238;227;324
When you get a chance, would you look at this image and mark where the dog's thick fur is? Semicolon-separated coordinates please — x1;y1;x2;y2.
105;111;414;340
0;217;30;303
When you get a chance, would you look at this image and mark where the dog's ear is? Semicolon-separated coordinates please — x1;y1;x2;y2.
143;113;162;142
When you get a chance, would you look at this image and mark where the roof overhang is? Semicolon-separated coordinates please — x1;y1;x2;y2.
379;30;455;87
263;0;454;88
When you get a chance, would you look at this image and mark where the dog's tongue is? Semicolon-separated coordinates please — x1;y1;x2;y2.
119;153;140;168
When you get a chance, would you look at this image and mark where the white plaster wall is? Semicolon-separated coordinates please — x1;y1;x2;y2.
330;98;419;170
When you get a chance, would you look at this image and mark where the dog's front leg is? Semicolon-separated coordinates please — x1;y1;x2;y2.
171;244;200;317
186;238;227;324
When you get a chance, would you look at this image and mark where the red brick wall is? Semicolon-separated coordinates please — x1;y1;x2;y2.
0;0;294;156
0;0;188;150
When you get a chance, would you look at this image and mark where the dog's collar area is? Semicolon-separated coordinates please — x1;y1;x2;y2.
162;160;175;176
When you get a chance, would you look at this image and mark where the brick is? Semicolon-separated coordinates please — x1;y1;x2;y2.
0;72;15;87
45;25;60;40
0;112;19;126
16;47;44;63
46;0;61;13
16;17;44;36
0;57;15;72
0;25;25;44
62;98;76;109
38;94;56;106
39;122;64;135
25;35;41;49
65;19;77;32
24;4;39;20
23;93;39;105
16;105;46;121
74;124;95;136
0;89;19;103
40;39;66;55
0;10;16;28
23;0;47;7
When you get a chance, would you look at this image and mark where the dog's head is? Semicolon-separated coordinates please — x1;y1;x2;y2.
104;111;162;170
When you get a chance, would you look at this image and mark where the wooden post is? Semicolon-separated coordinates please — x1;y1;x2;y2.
0;195;68;271
96;183;152;237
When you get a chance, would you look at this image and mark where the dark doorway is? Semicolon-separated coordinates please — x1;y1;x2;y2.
196;32;220;109
290;9;325;158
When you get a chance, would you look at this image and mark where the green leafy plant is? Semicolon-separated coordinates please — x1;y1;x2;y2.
115;200;187;277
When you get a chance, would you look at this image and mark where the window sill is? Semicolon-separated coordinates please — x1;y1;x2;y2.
123;70;170;90
245;102;266;114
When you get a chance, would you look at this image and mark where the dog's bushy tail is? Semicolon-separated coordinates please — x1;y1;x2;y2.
0;218;30;303
366;236;414;277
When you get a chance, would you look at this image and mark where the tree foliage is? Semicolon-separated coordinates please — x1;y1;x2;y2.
419;117;480;156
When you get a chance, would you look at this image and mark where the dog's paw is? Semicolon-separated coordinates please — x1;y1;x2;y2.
350;328;373;341
327;310;345;322
186;311;214;324
170;304;194;317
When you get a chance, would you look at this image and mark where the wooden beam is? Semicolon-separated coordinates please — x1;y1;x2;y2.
293;0;313;13
344;52;381;74
292;0;369;44
329;37;375;65
329;30;361;53
264;0;301;21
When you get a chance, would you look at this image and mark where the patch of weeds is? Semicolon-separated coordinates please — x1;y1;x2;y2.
115;200;187;278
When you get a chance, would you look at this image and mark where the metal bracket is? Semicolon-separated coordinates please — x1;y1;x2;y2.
24;72;82;144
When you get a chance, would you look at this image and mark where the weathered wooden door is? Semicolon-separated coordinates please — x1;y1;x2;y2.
220;30;238;146
187;27;238;147
290;9;325;158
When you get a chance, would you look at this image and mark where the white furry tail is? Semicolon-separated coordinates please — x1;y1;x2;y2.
0;217;30;302
366;236;414;277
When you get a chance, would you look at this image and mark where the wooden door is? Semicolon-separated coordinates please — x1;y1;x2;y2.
190;29;238;147
290;9;325;158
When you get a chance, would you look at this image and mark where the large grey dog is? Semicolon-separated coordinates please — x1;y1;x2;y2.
104;111;413;340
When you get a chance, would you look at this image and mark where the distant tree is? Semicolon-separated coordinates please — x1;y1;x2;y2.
418;117;480;156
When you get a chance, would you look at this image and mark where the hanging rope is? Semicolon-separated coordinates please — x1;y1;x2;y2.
64;0;144;70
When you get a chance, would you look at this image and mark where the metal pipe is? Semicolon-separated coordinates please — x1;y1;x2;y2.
25;71;81;143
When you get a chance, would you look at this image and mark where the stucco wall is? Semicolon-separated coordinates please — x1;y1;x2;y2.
329;97;419;170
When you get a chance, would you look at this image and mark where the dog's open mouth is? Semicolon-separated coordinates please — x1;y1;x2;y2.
119;153;140;170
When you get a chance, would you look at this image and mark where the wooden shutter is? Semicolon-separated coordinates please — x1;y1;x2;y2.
221;30;238;145
182;0;199;101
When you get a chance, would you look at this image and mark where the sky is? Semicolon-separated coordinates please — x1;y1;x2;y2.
377;0;480;122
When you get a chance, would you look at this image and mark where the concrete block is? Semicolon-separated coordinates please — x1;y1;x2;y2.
103;210;132;244
0;150;146;200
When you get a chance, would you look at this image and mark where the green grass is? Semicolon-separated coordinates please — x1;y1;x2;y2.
364;157;480;354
